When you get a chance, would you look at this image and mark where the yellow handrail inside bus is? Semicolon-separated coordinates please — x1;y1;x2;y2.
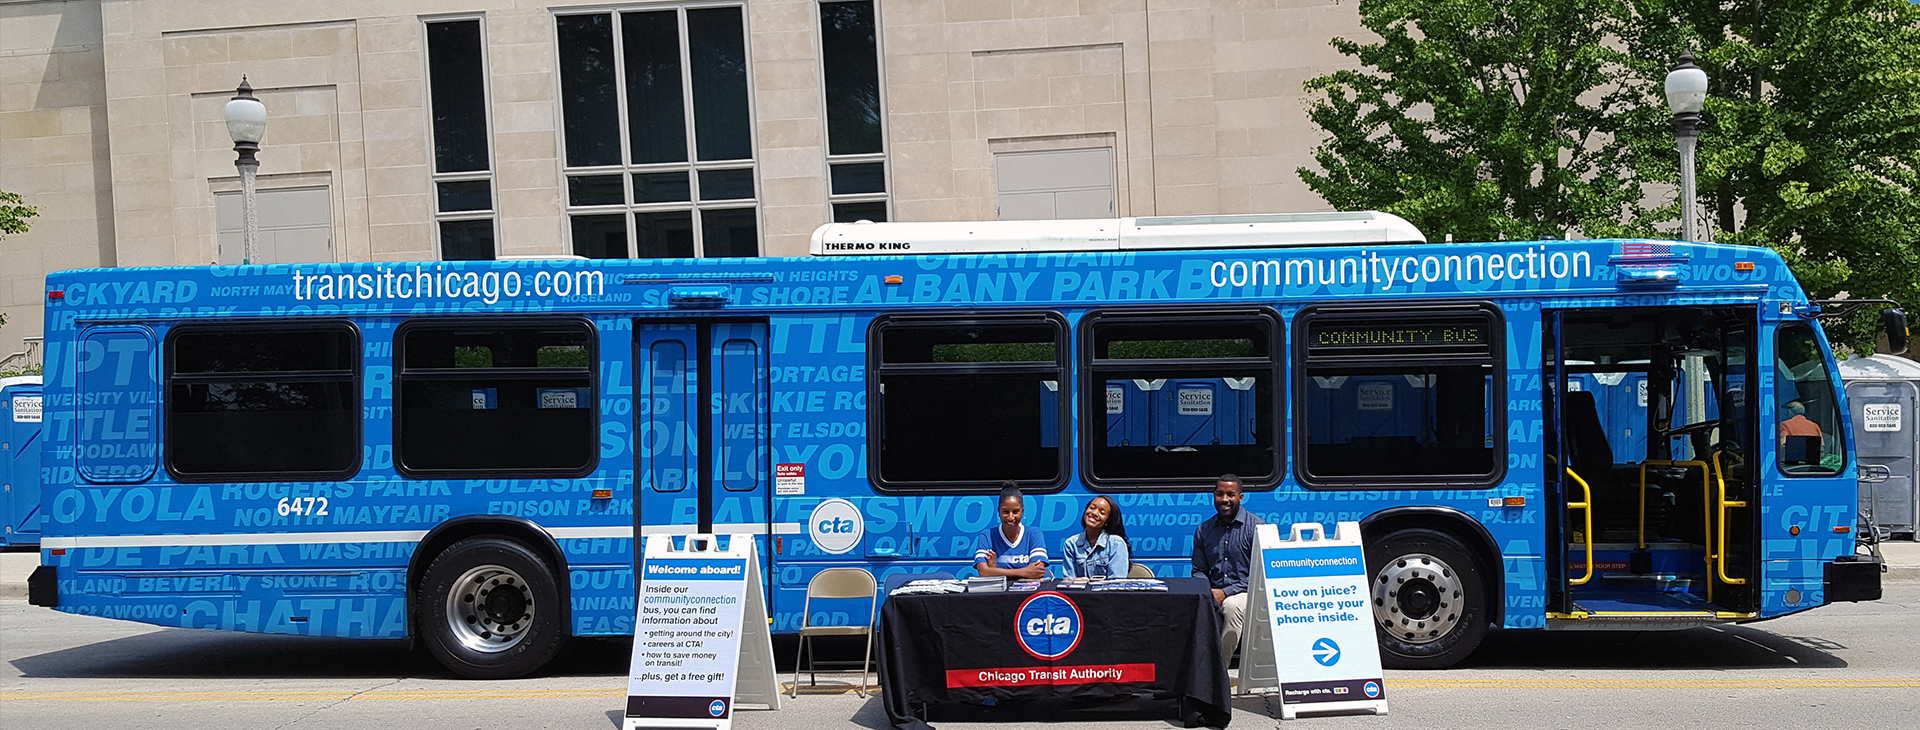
1564;467;1595;586
1713;450;1746;586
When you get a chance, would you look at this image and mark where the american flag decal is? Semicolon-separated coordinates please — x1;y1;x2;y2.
1619;241;1671;258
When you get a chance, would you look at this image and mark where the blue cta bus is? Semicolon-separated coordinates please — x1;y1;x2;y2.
28;212;1889;677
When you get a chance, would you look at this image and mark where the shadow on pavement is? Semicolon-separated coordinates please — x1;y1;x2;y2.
9;629;846;681
10;629;634;680
1455;624;1847;670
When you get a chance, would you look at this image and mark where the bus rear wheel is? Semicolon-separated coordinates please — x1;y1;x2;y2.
1365;528;1489;669
419;536;567;678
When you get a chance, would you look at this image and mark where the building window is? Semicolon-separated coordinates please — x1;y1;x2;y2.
1294;304;1505;487
426;18;497;260
1081;309;1282;489
819;1;888;222
868;313;1069;492
556;7;760;258
396;319;598;478
165;322;361;482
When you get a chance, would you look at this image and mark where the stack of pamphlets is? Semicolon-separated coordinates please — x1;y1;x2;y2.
1090;578;1167;592
1009;580;1043;592
965;576;1007;593
889;579;966;596
1056;577;1092;590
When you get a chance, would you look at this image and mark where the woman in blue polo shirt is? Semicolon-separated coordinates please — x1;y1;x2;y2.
1060;495;1131;579
973;483;1049;579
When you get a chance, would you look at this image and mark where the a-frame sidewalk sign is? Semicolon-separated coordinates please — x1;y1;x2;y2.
624;533;781;730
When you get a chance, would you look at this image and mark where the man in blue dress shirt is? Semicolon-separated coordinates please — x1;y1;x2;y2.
1192;474;1262;658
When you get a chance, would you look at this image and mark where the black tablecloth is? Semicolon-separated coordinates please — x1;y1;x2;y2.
876;577;1231;729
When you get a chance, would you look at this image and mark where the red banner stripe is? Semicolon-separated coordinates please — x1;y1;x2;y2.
945;663;1157;688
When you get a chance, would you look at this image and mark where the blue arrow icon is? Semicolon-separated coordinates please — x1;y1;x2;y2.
1311;638;1341;666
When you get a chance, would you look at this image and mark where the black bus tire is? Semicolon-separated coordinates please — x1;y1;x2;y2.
1365;527;1490;669
419;536;568;679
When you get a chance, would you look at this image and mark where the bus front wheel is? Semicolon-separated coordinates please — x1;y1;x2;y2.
1365;528;1489;669
419;536;567;678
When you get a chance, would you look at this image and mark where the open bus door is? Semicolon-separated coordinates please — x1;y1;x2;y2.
634;320;774;596
1544;307;1759;625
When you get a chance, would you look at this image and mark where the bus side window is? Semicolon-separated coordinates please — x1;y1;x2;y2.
1080;309;1281;489
395;318;598;477
166;322;361;481
1773;324;1844;475
869;312;1067;491
1294;305;1505;487
79;326;159;484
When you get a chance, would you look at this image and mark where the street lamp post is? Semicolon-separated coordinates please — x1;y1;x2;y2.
224;77;267;265
1665;53;1709;244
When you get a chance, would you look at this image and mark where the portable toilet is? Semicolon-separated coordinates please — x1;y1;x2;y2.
1102;379;1152;447
1302;376;1344;444
1838;354;1920;539
1;376;43;547
1600;372;1678;463
1150;378;1256;447
1304;375;1420;446
1574;370;1709;464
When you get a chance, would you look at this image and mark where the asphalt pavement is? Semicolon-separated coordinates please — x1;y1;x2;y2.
4;544;1920;730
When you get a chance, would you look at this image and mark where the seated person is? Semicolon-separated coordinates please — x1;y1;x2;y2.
1778;399;1824;464
1194;474;1261;658
1060;496;1131;579
1778;399;1823;444
973;483;1048;580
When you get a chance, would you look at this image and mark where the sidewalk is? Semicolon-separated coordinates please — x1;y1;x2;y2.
1881;539;1920;583
3;549;35;599
5;542;1917;601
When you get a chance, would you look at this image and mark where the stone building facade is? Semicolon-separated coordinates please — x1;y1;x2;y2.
0;0;1371;360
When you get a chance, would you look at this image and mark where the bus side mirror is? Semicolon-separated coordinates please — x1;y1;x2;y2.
1884;308;1910;355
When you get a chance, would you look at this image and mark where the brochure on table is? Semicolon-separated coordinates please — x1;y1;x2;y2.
624;533;780;730
1236;521;1389;720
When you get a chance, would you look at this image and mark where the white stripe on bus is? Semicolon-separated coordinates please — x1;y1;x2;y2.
41;530;431;549
41;523;803;550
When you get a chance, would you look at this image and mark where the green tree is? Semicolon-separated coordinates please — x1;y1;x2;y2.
0;189;37;238
1610;0;1920;352
1301;0;1920;352
1299;0;1651;242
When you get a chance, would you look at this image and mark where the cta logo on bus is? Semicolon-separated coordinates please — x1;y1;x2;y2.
1016;592;1082;660
807;498;863;555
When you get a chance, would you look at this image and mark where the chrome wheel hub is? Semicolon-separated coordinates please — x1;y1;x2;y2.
1371;552;1462;645
445;564;534;654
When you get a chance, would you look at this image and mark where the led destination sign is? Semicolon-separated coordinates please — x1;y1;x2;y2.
1306;320;1490;357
